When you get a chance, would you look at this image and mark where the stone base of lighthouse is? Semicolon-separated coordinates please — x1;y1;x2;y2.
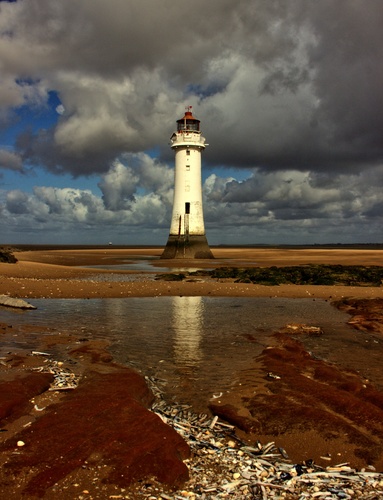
161;234;214;259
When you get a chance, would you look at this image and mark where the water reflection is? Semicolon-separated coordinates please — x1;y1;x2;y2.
83;260;207;273
1;297;374;409
172;296;204;367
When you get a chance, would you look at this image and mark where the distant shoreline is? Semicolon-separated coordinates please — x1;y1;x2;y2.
3;243;383;251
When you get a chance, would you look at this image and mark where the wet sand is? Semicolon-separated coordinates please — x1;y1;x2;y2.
1;247;383;497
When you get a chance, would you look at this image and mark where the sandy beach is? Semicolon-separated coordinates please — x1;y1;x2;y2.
1;246;383;300
1;246;383;498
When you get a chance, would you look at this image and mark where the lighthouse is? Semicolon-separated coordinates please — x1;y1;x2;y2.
161;107;214;259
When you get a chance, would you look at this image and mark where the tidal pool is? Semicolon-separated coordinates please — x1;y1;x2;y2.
3;296;380;410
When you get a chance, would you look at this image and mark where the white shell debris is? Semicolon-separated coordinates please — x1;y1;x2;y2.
31;359;79;390
144;375;383;500
285;323;323;335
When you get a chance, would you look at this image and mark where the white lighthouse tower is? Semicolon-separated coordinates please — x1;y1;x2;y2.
161;107;214;259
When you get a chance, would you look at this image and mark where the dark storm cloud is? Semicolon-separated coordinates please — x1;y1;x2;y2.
306;1;383;151
15;127;124;176
201;1;383;172
1;0;382;175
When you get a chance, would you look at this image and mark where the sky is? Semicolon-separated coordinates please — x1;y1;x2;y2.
0;0;382;246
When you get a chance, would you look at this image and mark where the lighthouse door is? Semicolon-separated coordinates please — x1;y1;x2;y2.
184;202;190;241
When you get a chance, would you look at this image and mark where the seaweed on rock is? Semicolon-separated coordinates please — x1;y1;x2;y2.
158;265;383;286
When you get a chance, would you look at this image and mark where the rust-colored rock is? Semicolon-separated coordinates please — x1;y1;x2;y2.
0;372;53;422
334;297;383;334
0;362;190;497
210;324;383;470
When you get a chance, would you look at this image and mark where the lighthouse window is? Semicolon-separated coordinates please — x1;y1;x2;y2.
185;202;190;214
186;120;199;131
186;150;190;155
186;164;190;170
177;121;200;132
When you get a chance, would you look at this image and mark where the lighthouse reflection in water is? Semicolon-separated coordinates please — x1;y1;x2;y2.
172;296;204;367
0;296;357;409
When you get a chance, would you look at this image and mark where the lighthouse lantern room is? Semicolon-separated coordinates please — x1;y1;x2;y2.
161;107;214;259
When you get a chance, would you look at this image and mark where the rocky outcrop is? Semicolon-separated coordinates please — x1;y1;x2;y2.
334;297;383;334
0;347;190;497
209;324;383;471
0;372;53;421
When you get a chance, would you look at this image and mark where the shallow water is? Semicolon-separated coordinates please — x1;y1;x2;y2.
82;255;209;273
3;296;381;410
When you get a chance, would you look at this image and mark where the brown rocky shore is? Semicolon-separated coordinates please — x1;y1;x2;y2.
1;247;383;498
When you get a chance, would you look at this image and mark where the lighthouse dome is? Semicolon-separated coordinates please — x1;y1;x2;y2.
177;107;200;132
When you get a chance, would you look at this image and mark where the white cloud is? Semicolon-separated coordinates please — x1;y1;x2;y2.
1;161;382;244
2;154;174;241
98;153;173;210
98;162;139;211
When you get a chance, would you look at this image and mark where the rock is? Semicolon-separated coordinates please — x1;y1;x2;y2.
0;295;36;310
334;298;383;334
0;372;53;421
0;249;17;263
0;367;190;497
